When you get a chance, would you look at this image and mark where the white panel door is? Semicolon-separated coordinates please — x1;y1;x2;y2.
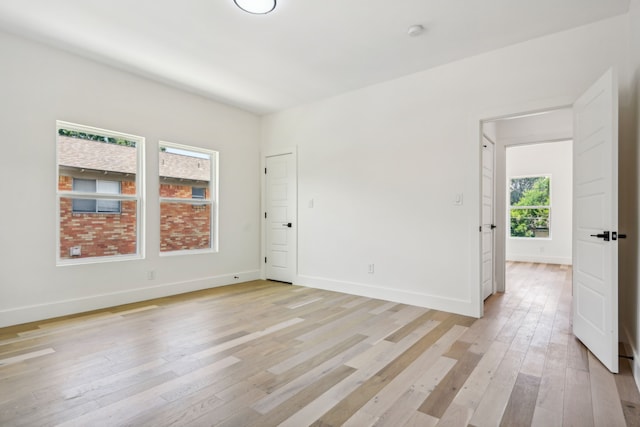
572;68;618;373
482;138;495;300
266;154;295;283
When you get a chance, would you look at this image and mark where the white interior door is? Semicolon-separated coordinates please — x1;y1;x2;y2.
572;68;618;373
482;138;496;300
265;153;296;283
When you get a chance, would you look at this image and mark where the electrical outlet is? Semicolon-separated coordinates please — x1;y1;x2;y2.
368;264;375;274
147;270;156;280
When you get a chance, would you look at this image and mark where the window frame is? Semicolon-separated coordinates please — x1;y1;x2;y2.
159;141;218;256
56;120;145;265
72;178;122;214
508;174;552;239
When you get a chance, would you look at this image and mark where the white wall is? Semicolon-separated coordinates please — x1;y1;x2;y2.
505;141;573;264
621;0;640;393
0;31;261;327
261;15;629;318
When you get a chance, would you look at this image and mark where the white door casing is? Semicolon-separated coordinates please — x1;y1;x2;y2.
572;68;618;373
265;153;296;283
482;138;495;300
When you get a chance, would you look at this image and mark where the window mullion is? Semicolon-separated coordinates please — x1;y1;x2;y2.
159;197;212;204
58;191;137;200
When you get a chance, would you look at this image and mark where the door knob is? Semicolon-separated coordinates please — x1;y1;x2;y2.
282;223;292;228
590;231;610;241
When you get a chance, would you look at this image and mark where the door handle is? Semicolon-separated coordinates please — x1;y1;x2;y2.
590;231;610;241
490;224;497;230
612;232;627;240
282;223;292;228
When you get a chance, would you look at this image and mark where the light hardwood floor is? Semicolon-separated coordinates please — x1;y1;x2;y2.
0;262;638;426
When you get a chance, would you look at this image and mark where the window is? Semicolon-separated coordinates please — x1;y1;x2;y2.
159;142;217;254
72;179;121;213
56;121;144;263
510;176;551;238
192;187;206;199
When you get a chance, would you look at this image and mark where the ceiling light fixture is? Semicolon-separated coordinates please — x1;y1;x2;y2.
407;24;425;37
234;0;276;14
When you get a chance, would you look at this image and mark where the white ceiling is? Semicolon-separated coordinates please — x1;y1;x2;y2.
0;0;629;115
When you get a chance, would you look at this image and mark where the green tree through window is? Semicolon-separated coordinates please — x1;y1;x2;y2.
510;176;550;238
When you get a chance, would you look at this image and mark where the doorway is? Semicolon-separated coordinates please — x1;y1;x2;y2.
479;68;620;373
482;108;573;297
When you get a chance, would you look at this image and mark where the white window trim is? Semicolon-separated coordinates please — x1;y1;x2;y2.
56;120;145;265
159;141;218;256
508;174;552;240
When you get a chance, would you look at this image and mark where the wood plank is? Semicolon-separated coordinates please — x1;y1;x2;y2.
563;367;594;427
520;345;547;378
437;340;510;425
621;400;640;427
499;372;541;426
468;348;526;426
566;335;589;371
588;351;626;426
616;352;640;427
401;411;439;427
531;343;567;426
383;310;437;343
0;347;55;365
418;347;482;418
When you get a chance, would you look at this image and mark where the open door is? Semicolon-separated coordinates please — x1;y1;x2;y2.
481;138;495;300
572;68;619;373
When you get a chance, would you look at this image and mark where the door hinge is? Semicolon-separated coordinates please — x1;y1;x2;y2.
265;167;267;174
265;257;267;263
265;212;267;219
479;226;482;232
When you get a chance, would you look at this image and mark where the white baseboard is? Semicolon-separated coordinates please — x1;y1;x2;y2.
505;255;572;265
623;325;640;394
0;270;260;328
295;274;476;318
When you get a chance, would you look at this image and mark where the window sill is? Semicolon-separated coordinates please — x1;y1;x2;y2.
57;253;142;266
160;248;217;257
508;236;552;240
